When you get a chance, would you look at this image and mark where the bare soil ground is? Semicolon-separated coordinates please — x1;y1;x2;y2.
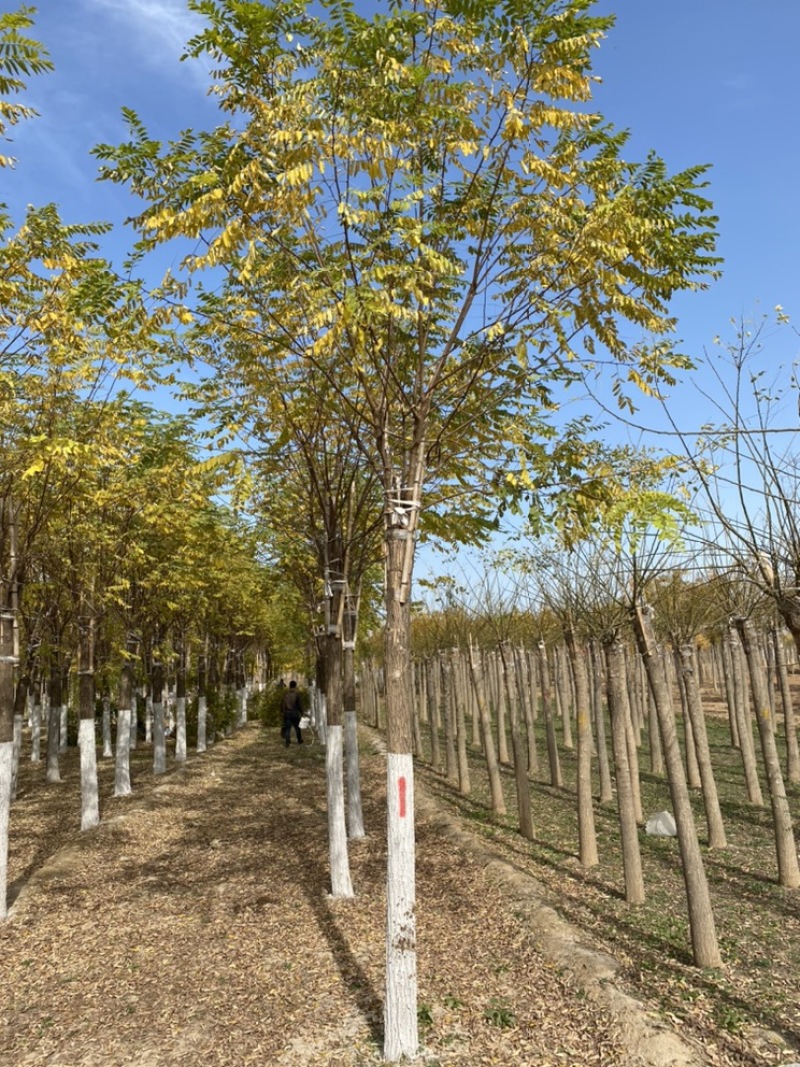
0;722;733;1067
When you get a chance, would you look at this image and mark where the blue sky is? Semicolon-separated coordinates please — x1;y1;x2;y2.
5;0;799;440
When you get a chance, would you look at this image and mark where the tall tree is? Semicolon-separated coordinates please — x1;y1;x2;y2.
96;1;719;1053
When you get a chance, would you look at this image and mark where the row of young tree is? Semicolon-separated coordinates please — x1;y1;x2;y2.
361;555;800;974
7;2;799;1062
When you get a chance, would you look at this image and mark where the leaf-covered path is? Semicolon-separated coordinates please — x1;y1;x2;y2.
2;725;705;1067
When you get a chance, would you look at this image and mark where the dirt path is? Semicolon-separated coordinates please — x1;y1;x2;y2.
0;726;715;1067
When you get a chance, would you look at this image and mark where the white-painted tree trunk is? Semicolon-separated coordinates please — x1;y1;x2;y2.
344;710;365;839
129;695;138;750
153;700;166;775
175;696;187;761
115;708;132;797
46;703;61;783
197;695;207;753
101;696;113;758
326;725;354;898
384;752;418;1061
10;713;22;801
30;698;40;762
59;703;68;752
145;694;153;744
78;718;100;831
238;686;247;726
0;740;11;919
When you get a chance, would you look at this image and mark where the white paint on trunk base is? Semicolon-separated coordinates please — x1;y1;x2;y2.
238;687;247;726
30;701;40;762
0;741;12;919
197;695;207;753
102;697;113;758
153;701;166;775
384;752;418;1062
78;718;100;831
175;696;187;761
325;725;354;898
114;708;132;797
59;705;68;752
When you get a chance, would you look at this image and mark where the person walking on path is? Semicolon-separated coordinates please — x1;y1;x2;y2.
280;680;304;746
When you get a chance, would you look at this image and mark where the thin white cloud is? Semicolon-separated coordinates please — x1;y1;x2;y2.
82;0;208;76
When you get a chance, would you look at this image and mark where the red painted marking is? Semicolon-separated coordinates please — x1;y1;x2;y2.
398;776;407;818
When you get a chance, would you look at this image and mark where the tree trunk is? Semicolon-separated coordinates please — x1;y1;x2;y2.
10;671;26;802
451;651;470;796
78;599;99;831
500;642;533;840
152;637;166;776
46;657;61;783
343;635;365;840
677;645;726;849
589;640;613;804
564;631;597;866
729;625;763;805
383;526;418;1062
441;653;458;785
537;641;562;788
0;589;16;919
197;643;208;753
425;659;440;773
517;646;538;776
673;649;702;789
115;638;136;797
325;617;354;898
468;641;506;816
772;624;800;784
632;605;722;968
735;617;800;888
175;630;187;762
603;638;645;904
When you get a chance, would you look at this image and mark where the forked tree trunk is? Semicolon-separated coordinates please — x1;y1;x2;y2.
603;638;644;904
677;646;726;849
383;526;418;1062
735;617;800;888
633;605;721;968
564;630;597;868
